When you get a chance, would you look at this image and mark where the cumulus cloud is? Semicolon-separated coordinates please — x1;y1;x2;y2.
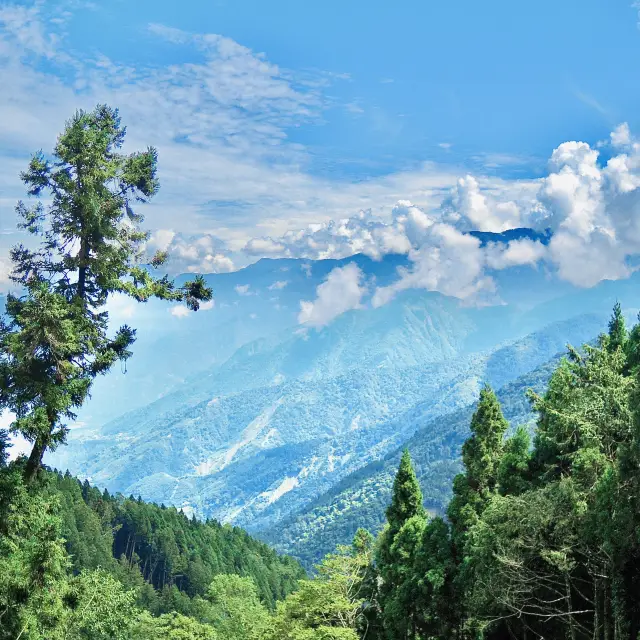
235;123;640;300
372;224;497;307
611;122;632;148
147;231;235;275
4;8;640;306
442;175;522;232
535;135;640;287
170;305;191;318
485;238;547;270
299;264;366;327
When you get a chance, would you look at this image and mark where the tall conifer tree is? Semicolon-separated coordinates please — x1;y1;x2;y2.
385;449;424;539
607;301;627;352
0;105;212;481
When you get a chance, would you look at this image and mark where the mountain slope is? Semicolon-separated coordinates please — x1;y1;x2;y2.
260;355;559;567
51;304;605;534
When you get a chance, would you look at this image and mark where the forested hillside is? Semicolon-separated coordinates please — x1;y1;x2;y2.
48;470;303;608
5;103;640;638
5;303;640;638
263;353;561;567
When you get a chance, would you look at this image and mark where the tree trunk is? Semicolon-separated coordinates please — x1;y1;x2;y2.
24;436;46;483
594;577;600;640
566;573;577;640
604;578;611;640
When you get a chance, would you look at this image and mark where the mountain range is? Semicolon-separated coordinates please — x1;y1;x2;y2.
44;230;640;564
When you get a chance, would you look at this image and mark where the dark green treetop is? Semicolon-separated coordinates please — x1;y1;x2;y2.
385;449;424;539
607;301;627;352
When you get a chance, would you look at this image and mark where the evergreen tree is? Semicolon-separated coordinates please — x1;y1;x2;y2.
607;301;627;352
0;104;212;482
385;449;424;540
376;450;426;640
0;429;10;467
497;425;531;496
447;384;508;545
412;517;456;639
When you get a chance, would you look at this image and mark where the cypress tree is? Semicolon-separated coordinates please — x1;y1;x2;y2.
608;301;627;352
377;450;426;640
385;449;424;539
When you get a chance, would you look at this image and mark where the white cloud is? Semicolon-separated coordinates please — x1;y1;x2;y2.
372;224;496;307
299;263;366;327
170;305;191;318
147;229;176;253
535;139;634;287
169;298;214;317
611;122;631;148
4;7;640;305
442;175;522;232
245;237;287;255
200;299;215;311
268;280;288;290
0;4;59;59
235;284;251;295
485;238;547;270
148;232;235;274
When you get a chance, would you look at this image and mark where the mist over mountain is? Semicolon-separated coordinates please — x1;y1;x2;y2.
46;230;640;555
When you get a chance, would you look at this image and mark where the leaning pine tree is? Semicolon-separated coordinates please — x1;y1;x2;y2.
0;104;212;482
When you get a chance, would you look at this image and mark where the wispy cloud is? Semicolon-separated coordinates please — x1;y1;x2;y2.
573;88;610;118
0;3;463;259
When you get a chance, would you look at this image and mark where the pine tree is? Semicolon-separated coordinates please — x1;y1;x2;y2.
607;301;627;352
385;449;424;540
376;450;426;640
0;105;212;482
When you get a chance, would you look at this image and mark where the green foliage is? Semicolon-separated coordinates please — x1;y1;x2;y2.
385;449;424;540
44;469;304;612
607;301;627;352
376;451;428;640
131;611;217;640
61;570;138;640
204;574;270;639
0;468;71;639
266;536;373;640
0;104;211;482
496;425;530;496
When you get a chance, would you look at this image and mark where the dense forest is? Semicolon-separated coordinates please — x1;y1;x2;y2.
3;104;640;637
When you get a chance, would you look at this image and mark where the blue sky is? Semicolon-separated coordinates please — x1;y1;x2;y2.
53;0;640;178
1;0;640;293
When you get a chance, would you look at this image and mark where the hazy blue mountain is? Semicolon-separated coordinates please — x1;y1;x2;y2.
48;298;608;533
43;236;640;550
260;355;560;567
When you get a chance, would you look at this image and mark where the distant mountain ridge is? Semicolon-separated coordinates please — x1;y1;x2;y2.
42;232;640;564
